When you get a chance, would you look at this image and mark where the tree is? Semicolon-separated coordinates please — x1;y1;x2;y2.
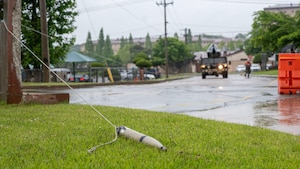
21;0;77;68
128;33;134;62
227;40;235;51
145;33;152;55
103;35;114;64
152;37;192;72
95;28;105;62
187;29;193;44
196;35;203;51
116;45;131;65
131;44;145;57
128;33;134;46
235;33;246;50
249;11;294;53
174;33;179;39
133;52;152;68
120;36;127;49
84;32;94;57
133;52;152;80
278;11;300;49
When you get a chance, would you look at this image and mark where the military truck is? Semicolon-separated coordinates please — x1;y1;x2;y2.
200;44;229;79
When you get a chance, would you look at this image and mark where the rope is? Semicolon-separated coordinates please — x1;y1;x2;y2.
1;20;118;153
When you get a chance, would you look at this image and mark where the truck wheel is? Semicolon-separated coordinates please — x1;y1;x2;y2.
223;72;228;78
202;74;206;79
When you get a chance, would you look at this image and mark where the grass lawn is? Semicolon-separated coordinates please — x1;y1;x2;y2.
252;69;278;76
1;103;299;168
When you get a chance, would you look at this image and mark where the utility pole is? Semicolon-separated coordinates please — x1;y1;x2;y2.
184;28;188;73
0;0;22;104
156;0;173;78
39;0;50;82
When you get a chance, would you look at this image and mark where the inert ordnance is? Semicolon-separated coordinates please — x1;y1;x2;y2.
200;44;229;79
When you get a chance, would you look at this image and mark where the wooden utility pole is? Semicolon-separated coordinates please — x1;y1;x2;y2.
156;0;173;78
39;0;50;82
0;0;22;104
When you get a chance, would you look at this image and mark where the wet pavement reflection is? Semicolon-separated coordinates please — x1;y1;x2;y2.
64;74;299;135
254;96;300;135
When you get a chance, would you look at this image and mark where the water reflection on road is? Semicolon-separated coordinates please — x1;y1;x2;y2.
68;75;300;135
254;96;300;135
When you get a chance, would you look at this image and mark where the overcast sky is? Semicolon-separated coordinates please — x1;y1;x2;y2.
72;0;300;44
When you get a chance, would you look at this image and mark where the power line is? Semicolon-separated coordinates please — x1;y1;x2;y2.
111;0;161;33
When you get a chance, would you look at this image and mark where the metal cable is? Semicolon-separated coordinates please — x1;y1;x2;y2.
2;20;118;153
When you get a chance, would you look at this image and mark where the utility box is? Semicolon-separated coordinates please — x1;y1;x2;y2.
278;53;300;94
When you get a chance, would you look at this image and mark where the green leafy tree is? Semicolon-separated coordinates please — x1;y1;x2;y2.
95;28;105;62
21;0;77;68
116;45;131;65
84;32;94;57
249;11;293;53
152;37;192;71
244;38;261;56
133;52;152;72
227;41;235;51
131;44;145;57
234;33;246;50
253;54;262;64
278;11;300;48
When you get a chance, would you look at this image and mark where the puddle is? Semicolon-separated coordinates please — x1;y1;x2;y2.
254;96;300;135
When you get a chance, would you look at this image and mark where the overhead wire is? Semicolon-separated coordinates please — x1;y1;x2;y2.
1;20;118;153
110;0;162;33
20;19;124;66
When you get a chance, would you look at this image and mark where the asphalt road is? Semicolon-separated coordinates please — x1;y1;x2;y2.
67;74;300;135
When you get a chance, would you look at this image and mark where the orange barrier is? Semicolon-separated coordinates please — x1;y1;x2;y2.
278;53;300;94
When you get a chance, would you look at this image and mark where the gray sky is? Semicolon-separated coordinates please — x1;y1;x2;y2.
73;0;300;44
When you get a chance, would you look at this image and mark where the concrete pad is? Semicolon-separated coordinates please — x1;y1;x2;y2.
22;92;69;104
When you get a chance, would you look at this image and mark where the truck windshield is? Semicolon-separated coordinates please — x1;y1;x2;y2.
202;58;226;64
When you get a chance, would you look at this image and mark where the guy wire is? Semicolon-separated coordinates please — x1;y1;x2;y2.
2;20;118;153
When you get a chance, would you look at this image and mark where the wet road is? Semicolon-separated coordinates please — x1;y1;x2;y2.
68;74;300;135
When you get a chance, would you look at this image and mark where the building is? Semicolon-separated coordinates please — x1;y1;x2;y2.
264;3;300;16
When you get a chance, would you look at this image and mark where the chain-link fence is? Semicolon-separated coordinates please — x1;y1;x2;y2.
21;67;160;83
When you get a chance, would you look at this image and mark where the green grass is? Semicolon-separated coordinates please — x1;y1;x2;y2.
1;103;299;168
253;69;278;76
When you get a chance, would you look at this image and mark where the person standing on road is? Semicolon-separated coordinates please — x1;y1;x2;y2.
245;60;251;78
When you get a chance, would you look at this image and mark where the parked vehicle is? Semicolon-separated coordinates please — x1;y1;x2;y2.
69;74;92;82
236;65;245;72
266;63;272;70
145;68;161;78
250;64;261;72
123;71;155;80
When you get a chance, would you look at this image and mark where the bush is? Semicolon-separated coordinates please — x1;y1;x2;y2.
136;59;152;69
91;62;105;67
